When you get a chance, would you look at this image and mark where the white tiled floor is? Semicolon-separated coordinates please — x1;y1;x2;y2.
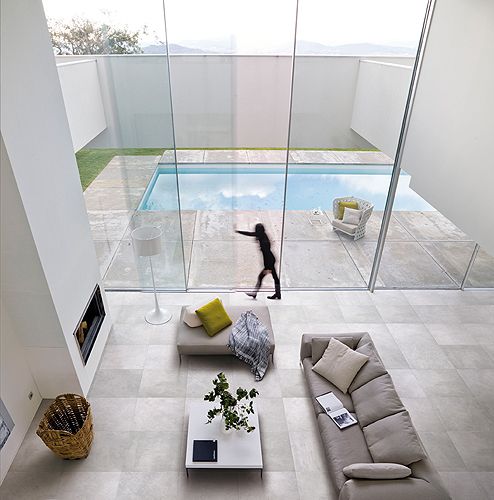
1;290;494;499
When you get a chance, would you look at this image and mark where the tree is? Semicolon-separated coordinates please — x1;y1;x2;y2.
48;18;144;55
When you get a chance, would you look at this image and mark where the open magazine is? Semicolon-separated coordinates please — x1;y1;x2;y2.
315;392;358;429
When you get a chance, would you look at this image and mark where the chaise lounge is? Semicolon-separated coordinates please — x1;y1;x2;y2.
177;305;275;362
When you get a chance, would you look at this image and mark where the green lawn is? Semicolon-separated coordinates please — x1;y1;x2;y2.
76;148;165;191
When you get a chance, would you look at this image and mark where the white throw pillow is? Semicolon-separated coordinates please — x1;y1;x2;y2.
343;463;411;480
312;338;369;393
183;306;202;327
342;207;362;225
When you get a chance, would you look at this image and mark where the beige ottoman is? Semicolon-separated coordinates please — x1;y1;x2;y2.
176;306;275;362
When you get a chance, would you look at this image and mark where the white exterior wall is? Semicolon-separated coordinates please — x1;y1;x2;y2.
56;54;414;150
170;55;292;148
57;59;107;151
0;4;112;477
351;60;413;159
73;55;175;149
401;0;494;256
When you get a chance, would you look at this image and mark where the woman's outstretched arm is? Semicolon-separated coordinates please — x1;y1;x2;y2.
235;230;256;237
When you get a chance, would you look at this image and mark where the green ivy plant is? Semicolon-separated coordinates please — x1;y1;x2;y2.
204;372;259;433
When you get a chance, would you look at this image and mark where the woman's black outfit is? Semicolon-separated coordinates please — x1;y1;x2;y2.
236;227;281;300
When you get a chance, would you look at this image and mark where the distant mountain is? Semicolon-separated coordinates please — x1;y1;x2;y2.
142;40;416;56
142;43;213;54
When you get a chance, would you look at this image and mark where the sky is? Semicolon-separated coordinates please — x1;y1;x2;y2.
42;0;428;51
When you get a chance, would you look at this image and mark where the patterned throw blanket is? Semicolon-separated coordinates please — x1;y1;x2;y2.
228;310;270;381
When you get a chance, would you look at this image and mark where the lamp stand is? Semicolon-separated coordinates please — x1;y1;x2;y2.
145;256;172;325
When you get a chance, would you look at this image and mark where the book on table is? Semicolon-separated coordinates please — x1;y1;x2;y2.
192;440;218;462
315;392;358;429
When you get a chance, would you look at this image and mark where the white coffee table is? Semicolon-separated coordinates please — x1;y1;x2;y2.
185;401;263;476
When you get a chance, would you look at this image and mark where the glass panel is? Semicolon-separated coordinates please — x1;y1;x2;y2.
465;247;494;288
284;0;427;288
42;0;186;290
376;176;475;289
165;0;296;291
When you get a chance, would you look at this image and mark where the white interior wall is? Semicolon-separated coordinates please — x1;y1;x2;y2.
0;134;80;399
401;0;494;256
57;60;107;151
1;0;112;398
0;299;42;484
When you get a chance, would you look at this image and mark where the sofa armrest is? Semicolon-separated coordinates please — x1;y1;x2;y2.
339;478;451;500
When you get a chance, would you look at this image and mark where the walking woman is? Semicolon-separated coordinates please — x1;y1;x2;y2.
236;223;281;300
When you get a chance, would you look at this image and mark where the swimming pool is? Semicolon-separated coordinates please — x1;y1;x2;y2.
138;164;433;211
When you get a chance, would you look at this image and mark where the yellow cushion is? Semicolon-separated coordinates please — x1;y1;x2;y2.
338;200;359;219
195;298;232;337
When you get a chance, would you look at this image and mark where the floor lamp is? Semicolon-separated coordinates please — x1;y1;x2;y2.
131;225;172;325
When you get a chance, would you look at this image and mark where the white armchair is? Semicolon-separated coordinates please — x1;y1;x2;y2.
331;196;374;240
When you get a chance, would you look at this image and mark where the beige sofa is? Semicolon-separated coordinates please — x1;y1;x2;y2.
177;305;275;361
300;333;450;500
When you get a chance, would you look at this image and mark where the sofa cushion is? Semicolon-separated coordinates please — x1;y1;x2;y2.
351;374;404;427
332;219;357;235
312;338;369;393
195;298;232;337
338;200;359;219
302;358;354;415
342;207;362;225
311;336;355;364
343;463;411;480
318;413;373;490
183;306;202;327
348;343;387;393
363;411;427;465
356;333;372;349
339;477;450;500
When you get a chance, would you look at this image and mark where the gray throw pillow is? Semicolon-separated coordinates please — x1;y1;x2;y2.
348;342;387;393
352;374;405;427
311;336;355;364
343;462;412;480
312;338;369;394
363;411;426;465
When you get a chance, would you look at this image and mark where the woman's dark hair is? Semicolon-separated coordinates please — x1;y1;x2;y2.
254;223;266;237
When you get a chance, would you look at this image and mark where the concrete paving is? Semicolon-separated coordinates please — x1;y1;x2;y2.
83;154;494;291
159;149;393;164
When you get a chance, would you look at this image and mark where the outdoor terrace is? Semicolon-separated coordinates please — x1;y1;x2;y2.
84;150;494;291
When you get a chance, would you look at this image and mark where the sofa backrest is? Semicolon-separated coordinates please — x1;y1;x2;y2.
299;332;368;361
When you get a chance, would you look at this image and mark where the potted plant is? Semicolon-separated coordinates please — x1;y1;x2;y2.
204;372;259;433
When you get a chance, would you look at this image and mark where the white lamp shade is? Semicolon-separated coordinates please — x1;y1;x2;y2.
131;226;163;257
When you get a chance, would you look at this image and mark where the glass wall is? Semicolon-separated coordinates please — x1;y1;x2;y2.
465;247;494;288
42;0;493;292
165;0;296;291
42;0;186;290
375;182;477;289
282;0;427;289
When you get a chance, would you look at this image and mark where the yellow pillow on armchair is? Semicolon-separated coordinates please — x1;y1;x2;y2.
195;298;232;337
338;200;359;219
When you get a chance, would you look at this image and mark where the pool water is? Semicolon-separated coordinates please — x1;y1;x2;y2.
138;164;433;211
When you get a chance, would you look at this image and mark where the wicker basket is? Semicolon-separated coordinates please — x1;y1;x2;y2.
36;393;94;460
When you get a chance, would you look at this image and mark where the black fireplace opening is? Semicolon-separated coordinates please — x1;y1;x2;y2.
74;285;106;365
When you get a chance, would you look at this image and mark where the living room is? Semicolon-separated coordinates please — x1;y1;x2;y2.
1;0;493;499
